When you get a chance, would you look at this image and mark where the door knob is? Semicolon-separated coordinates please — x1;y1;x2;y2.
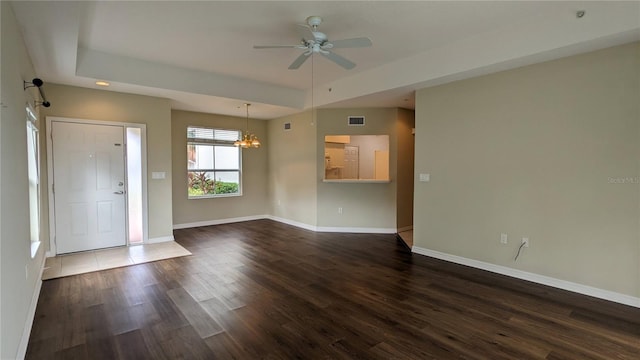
113;191;124;195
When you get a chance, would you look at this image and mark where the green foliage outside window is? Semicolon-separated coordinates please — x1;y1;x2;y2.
188;172;239;196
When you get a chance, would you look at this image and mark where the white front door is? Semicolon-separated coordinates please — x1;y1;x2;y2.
52;121;127;254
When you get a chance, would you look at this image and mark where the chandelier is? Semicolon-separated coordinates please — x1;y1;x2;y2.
234;103;261;148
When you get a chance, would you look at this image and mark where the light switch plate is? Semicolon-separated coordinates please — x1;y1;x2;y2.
419;173;430;182
152;171;166;179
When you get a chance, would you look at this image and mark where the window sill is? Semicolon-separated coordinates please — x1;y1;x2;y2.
188;193;242;199
31;241;41;258
322;179;391;184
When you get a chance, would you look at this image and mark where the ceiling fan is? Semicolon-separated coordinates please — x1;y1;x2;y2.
254;16;372;70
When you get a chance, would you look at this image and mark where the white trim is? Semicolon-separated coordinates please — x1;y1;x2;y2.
46;116;149;255
173;215;267;230
267;216;397;234
265;215;317;232
126;126;149;245
397;225;413;233
30;241;41;259
322;179;391;184
412;246;640;308
17;255;46;359
147;235;176;244
46;116;145;128
316;226;397;234
45;118;56;255
176;215;398;235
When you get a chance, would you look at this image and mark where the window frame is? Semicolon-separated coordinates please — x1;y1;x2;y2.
186;126;242;199
26;104;41;257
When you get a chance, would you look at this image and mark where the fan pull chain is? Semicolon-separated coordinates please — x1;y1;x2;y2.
311;53;315;126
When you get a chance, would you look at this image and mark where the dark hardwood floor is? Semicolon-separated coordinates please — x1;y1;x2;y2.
27;219;640;359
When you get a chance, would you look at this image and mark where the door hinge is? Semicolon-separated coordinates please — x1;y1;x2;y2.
52;183;54;194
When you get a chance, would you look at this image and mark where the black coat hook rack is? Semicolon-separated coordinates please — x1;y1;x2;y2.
24;78;51;108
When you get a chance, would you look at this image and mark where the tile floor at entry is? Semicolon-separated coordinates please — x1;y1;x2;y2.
42;241;192;280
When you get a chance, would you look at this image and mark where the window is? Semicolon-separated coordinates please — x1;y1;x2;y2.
26;105;41;257
126;127;145;244
187;126;242;198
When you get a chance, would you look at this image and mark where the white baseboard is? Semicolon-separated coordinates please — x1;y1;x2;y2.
186;215;398;235
17;255;46;359
146;235;175;244
266;215;317;232
173;215;268;230
316;226;397;234
267;215;397;234
412;246;640;308
397;225;413;233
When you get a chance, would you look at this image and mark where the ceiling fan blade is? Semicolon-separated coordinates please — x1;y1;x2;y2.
288;52;311;69
321;51;356;70
327;37;372;49
254;45;303;49
296;23;315;41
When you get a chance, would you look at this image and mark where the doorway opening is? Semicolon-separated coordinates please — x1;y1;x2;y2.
46;117;148;255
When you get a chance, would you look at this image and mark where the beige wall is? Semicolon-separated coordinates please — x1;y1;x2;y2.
0;2;46;357
316;108;398;229
348;135;389;179
414;42;640;297
41;84;173;241
172;110;268;225
396;108;415;230
267;111;318;226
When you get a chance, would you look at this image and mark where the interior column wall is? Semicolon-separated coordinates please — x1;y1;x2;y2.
414;42;640;298
396;108;415;231
41;85;173;243
316;108;398;230
267;110;318;227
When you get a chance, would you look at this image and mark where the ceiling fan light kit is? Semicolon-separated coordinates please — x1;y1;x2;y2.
254;15;372;70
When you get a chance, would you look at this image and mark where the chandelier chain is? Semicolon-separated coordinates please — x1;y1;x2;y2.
311;53;314;125
234;103;261;148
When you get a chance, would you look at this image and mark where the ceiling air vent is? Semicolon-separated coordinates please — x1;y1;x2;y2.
348;116;365;126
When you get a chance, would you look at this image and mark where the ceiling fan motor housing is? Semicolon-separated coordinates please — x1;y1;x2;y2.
253;15;371;70
313;31;327;42
306;16;323;28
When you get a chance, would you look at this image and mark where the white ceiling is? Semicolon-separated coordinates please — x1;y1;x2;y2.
11;1;640;119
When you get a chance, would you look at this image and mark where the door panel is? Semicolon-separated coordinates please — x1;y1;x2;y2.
52;121;126;254
343;145;359;179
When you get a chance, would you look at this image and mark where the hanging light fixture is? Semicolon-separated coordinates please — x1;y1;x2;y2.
234;103;261;148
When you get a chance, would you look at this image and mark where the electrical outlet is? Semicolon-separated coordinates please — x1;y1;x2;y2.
500;233;508;244
338;207;343;214
522;237;529;247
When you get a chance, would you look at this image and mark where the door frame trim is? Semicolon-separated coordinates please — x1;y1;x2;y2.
46;116;149;256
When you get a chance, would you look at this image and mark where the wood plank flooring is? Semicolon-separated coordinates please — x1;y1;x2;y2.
27;219;640;359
